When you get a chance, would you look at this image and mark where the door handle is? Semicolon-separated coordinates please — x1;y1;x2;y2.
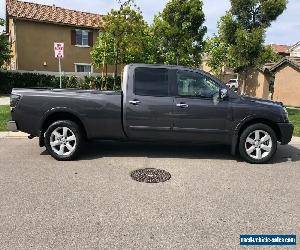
129;100;141;105
176;103;189;108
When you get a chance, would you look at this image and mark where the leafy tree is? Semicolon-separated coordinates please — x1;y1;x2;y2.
152;0;207;66
91;33;115;89
206;0;287;93
0;18;11;68
204;36;230;77
91;2;151;88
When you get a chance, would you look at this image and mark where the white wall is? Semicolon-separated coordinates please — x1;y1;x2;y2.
290;43;300;57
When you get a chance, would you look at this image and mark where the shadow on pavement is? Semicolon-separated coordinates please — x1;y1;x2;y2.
80;141;234;161
41;140;300;164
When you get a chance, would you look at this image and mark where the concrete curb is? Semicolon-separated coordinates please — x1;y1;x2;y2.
0;131;300;143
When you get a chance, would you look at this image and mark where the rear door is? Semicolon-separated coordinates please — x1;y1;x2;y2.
124;66;174;140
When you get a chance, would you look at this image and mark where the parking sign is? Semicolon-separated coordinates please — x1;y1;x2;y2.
54;42;64;59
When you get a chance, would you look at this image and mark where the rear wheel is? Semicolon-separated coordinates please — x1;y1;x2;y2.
239;123;277;164
44;120;82;161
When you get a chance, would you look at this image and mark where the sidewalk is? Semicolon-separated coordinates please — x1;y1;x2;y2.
0;131;29;139
0;96;10;106
1;131;300;143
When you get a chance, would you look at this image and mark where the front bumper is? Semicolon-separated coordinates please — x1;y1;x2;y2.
7;121;18;132
277;122;294;145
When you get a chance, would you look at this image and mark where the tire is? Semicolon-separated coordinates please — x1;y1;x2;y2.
44;120;82;161
239;123;277;164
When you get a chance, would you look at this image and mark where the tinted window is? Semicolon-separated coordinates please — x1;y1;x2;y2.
177;70;219;98
134;67;169;96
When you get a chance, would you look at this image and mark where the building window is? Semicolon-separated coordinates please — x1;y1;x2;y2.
76;30;89;46
75;64;92;73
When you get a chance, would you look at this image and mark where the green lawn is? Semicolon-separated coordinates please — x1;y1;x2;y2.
0;105;299;136
0;105;11;131
287;108;300;137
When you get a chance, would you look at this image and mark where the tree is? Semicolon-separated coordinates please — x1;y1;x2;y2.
206;0;287;93
91;33;115;89
152;0;207;67
0;18;11;68
204;36;230;77
91;2;151;88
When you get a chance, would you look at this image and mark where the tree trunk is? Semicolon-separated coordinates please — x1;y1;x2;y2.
239;69;248;95
101;41;107;90
121;64;124;82
114;51;119;90
104;63;108;90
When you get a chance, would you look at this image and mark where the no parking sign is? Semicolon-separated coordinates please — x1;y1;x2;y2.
54;42;64;59
54;42;64;88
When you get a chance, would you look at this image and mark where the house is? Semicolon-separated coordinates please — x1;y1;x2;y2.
270;57;300;107
5;0;108;74
289;41;300;57
200;53;238;83
242;64;275;100
271;44;290;57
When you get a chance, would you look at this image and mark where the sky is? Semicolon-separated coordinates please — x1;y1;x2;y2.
0;0;299;45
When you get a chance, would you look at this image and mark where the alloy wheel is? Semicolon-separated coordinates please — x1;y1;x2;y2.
50;127;77;156
244;130;272;160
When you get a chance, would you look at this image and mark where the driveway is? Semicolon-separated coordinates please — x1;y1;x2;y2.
0;138;299;249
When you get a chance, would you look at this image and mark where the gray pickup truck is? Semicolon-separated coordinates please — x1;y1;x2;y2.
8;64;293;163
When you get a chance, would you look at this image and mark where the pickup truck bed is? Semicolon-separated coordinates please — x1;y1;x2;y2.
11;88;126;140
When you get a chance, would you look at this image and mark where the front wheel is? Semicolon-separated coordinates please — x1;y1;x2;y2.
239;123;277;164
44;120;82;161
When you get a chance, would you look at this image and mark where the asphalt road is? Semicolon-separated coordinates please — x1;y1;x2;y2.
0;138;299;250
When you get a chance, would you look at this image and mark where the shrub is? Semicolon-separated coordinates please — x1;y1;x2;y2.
0;71;121;94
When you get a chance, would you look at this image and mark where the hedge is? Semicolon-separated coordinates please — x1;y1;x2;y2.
0;71;121;94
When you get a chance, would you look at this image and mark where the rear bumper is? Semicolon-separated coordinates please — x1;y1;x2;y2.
277;122;294;145
7;121;18;132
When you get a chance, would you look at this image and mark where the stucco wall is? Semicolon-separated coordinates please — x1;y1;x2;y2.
243;69;270;99
13;19;118;74
273;64;300;107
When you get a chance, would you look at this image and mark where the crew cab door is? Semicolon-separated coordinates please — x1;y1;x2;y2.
171;69;232;143
124;66;173;140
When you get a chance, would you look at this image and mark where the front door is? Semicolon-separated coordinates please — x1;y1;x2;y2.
172;69;233;143
124;66;174;140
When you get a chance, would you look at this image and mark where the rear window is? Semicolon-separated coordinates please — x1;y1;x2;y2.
134;67;169;96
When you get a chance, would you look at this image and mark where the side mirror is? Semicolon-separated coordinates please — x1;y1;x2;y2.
219;88;228;100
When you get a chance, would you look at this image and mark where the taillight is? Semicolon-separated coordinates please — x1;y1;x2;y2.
10;94;21;109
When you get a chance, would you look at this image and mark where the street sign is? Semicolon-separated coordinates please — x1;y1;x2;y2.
54;42;64;59
54;42;64;88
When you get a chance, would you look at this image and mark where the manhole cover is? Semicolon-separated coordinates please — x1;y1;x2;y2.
130;168;171;183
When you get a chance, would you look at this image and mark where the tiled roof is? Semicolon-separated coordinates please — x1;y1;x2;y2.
269;57;300;72
261;62;276;72
6;0;103;29
270;44;290;55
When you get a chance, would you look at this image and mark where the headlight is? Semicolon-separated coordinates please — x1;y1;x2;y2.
10;94;21;109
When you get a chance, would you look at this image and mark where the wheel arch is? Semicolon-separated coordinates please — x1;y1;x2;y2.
231;118;282;155
39;110;88;147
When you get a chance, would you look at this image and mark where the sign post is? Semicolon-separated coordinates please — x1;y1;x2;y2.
54;42;64;88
